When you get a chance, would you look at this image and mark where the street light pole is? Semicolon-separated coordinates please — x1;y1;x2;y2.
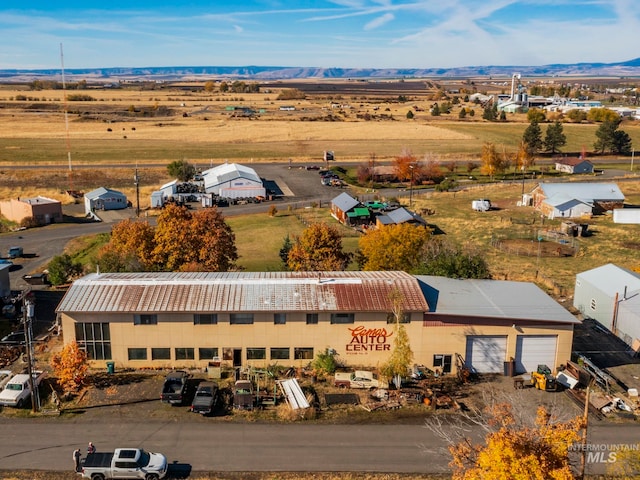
409;165;414;208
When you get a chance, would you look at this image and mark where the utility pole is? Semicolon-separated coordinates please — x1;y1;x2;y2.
409;164;415;208
134;168;140;217
21;291;39;413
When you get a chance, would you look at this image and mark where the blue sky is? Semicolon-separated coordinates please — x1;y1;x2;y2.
1;0;638;70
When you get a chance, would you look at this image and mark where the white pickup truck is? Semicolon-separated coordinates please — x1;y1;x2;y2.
79;448;168;480
334;370;389;389
0;370;45;408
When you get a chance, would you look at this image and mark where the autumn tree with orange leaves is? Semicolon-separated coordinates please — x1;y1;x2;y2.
357;223;431;272
287;222;352;271
97;204;237;273
437;402;585;480
50;341;88;394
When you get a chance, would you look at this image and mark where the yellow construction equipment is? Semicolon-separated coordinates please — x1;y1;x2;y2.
530;364;557;391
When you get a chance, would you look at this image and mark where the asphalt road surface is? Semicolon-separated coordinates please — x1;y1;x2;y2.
0;420;637;475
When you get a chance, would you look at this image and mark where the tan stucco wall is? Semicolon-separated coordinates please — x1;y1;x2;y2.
60;312;574;374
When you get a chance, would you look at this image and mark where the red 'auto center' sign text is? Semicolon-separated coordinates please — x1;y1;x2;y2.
345;326;393;354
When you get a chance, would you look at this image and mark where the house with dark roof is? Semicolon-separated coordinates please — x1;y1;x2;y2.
554;158;594;174
531;182;625;218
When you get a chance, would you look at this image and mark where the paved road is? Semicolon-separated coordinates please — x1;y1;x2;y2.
0;419;636;475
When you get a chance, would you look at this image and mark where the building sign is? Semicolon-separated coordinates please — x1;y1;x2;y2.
345;325;393;354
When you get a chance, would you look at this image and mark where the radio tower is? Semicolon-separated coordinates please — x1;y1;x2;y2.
60;43;73;192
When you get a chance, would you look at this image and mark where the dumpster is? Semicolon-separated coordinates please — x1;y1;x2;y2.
106;361;115;374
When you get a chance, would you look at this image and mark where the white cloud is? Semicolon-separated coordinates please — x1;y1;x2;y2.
364;12;394;30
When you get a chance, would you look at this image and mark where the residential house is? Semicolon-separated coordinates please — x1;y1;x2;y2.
554;158;594;174
84;187;128;215
331;192;366;225
531;182;625;218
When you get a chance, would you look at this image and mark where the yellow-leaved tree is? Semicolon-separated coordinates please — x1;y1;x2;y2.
50;341;89;394
380;288;413;388
447;402;585;480
287;222;352;271
357;223;430;272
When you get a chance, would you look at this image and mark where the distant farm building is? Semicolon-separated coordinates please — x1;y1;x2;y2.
554;158;594;175
84;187;128;215
331;193;363;225
0;196;63;225
376;207;427;228
202;163;265;199
531;182;624;219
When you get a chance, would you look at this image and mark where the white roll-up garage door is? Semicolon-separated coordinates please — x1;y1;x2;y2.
465;336;508;373
515;335;558;374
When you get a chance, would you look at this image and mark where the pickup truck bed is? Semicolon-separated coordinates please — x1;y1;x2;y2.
82;452;113;468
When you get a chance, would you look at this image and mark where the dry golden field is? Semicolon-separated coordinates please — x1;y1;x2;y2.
2;82;639;166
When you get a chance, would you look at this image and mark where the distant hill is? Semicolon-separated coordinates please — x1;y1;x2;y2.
2;58;640;81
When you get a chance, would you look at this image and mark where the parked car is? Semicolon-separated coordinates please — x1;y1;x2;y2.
160;370;189;405
190;381;218;415
0;331;26;345
233;380;254;410
7;246;23;258
334;370;389;389
0;371;45;408
79;447;168;480
0;370;13;390
0;259;13;268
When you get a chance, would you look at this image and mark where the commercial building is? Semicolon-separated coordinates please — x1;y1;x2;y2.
56;271;577;375
202;163;265;199
0;196;63;225
84;187;128;215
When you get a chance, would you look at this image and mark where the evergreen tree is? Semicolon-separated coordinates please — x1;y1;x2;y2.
594;119;632;155
431;103;441;116
522;121;543;156
543;121;566;154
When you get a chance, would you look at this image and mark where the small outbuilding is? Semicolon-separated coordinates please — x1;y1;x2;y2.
375;207;427;228
554;158;594;174
84;187;128;215
0;196;63;225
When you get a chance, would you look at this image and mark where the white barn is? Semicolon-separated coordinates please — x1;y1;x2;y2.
202;163;265;199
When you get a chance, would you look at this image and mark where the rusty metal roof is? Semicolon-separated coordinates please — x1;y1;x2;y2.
56;271;429;314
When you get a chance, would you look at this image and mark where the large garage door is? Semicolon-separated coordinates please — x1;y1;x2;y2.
465;336;507;373
515;335;558;374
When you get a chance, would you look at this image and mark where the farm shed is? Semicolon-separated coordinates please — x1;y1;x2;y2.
150;191;164;208
331;192;361;225
531;182;624;218
84;187;128;215
0;196;63;226
418;275;577;375
159;180;177;200
376;207;427;227
201;163;265;199
613;208;640;224
573;263;640;352
554;158;594;174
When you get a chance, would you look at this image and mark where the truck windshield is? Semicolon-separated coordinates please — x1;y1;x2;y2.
138;450;150;467
7;384;23;391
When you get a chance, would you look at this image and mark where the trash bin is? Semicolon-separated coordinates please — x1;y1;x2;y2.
503;360;515;377
106;361;115;374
